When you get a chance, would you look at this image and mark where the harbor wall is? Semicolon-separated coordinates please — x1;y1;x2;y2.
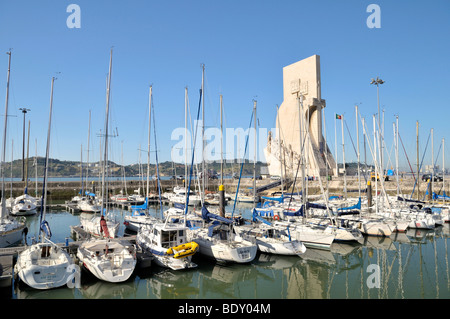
4;175;443;201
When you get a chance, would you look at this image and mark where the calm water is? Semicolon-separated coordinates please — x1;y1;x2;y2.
4;203;449;300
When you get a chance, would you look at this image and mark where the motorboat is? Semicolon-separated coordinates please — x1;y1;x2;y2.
136;209;198;270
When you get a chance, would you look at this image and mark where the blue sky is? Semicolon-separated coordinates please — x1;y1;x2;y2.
0;0;449;172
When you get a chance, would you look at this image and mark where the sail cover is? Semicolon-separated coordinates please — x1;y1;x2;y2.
100;215;110;238
40;220;52;238
201;206;233;224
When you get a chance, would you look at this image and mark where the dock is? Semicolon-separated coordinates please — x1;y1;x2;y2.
0;255;14;288
62;198;171;214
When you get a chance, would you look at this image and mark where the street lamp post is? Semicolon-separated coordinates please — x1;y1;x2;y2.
19;107;31;181
370;77;384;175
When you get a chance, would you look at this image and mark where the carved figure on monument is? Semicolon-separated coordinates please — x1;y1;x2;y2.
263;55;336;179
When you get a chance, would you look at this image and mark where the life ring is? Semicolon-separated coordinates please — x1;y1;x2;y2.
273;215;280;221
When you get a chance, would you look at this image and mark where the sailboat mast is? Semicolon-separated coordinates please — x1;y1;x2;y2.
416;121;419;200
373;115;378;213
341;114;346;199
102;49;113;216
185;87;188;194
1;51;11;223
443;138;445;198
11;140;13;199
146;85;152;204
35;139;38;198
220;94;223;186
25;120;30;193
356;105;361;199
431;128;434;202
253;100;257;203
201;64;205;203
86;110;91;192
276;105;284;196
298;94;306;212
40;76;56;238
80;144;83;195
395;116;399;198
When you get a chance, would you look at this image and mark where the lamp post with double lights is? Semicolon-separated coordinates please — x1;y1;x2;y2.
370;77;384;177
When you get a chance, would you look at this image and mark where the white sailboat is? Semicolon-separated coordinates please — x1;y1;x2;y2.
12;107;37;216
123;198;158;232
136;85;199;270
233;210;306;256
0;51;26;248
0;216;26;248
80;213;119;238
77;195;101;213
10;194;37;216
124;86;159;233
77;49;137;283
78;66;119;238
186;206;258;263
15;76;76;289
230;193;260;203
77;238;136;283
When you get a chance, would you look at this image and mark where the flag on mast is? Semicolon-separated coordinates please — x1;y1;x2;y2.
336;114;342;120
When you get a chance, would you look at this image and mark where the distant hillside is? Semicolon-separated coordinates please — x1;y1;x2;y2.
6;157;268;178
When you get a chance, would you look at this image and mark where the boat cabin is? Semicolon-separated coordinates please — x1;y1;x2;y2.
152;224;187;249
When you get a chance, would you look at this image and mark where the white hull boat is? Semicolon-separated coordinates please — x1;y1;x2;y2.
166;186;202;206
273;220;335;250
187;220;258;263
136;211;198;270
407;217;435;230
124;213;157;232
77;239;137;283
15;240;75;290
230;193;260;203
0;214;26;248
305;217;364;243
186;206;258;263
80;215;119;238
11;194;37;216
234;223;306;256
77;197;101;213
169;193;201;206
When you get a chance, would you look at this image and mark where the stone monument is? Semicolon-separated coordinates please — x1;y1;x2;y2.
264;55;336;179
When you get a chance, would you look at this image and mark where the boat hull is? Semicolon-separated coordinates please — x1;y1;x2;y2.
15;243;74;290
256;239;306;256
274;221;335;250
77;239;137;283
192;236;257;263
0;222;26;248
136;232;197;270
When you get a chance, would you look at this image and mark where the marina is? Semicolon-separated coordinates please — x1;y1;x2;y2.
0;198;449;299
1;1;449;305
